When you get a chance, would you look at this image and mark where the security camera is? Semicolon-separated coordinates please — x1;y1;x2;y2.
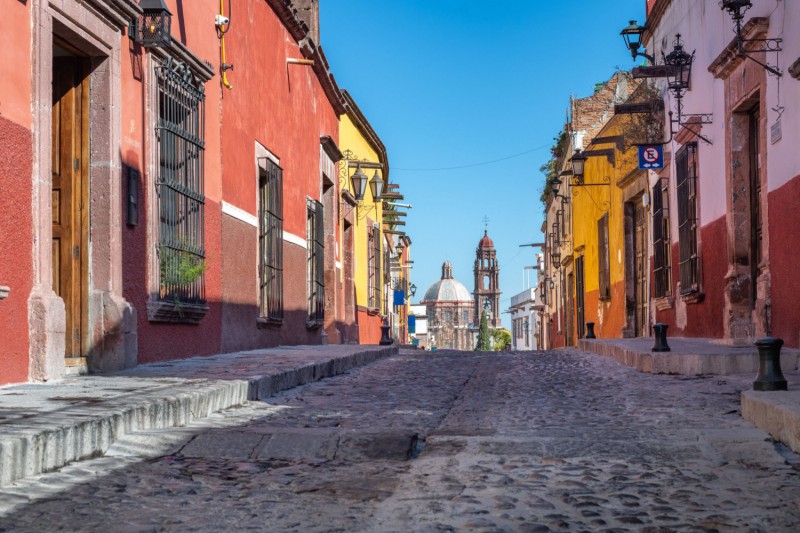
215;15;230;27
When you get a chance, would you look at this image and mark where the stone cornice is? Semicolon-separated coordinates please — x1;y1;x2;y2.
709;17;770;79
85;0;142;29
320;135;344;162
643;0;670;46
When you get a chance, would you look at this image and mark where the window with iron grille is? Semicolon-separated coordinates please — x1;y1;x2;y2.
367;225;381;309
676;143;699;294
598;214;610;300
155;58;206;305
307;199;324;324
652;178;672;298
258;158;283;321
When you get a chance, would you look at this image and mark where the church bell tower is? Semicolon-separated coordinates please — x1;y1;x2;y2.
473;229;501;328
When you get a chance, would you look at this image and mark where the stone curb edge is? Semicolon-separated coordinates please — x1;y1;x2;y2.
741;389;800;454
0;346;397;487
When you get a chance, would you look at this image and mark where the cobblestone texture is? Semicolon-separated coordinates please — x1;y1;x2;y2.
1;349;799;532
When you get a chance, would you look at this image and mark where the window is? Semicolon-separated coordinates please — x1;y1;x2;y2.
443;309;452;322
652;178;671;298
367;225;381;309
307;199;324;324
676;143;699;294
155;58;206;307
463;310;469;324
258;158;283;321
598;214;610;300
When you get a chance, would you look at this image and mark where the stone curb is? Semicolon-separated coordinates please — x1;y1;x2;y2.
742;389;800;454
578;339;800;375
0;346;396;487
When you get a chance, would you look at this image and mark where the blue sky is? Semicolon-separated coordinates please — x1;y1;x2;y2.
320;0;645;317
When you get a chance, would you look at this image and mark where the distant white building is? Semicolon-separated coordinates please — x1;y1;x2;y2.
408;304;429;349
509;287;543;350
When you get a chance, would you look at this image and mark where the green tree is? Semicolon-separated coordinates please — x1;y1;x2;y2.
492;328;511;351
475;310;492;351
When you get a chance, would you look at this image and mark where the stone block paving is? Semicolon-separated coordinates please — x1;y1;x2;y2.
1;348;799;532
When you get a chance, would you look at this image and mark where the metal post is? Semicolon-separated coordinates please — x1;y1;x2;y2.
753;337;787;391
585;322;596;339
652;323;670;352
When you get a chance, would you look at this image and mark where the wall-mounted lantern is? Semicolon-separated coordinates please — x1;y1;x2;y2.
369;169;384;202
351;164;368;201
130;0;173;48
620;20;654;64
570;149;587;182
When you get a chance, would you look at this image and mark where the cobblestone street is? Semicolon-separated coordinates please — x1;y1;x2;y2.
2;349;799;532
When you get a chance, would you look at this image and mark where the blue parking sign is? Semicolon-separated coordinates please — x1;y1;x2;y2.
638;145;664;170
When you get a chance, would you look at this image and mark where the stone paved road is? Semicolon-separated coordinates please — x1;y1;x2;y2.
1;349;799;532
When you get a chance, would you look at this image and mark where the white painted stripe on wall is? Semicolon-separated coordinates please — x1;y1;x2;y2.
283;231;307;249
336;261;343;270
221;201;258;227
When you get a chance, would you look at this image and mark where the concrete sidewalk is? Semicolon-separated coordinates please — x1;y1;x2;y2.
579;336;800;376
579;336;800;455
0;344;397;487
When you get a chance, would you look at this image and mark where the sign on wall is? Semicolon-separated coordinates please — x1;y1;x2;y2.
638;145;664;170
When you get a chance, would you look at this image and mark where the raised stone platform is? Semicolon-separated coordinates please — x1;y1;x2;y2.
579;337;800;376
742;388;800;454
0;344;396;487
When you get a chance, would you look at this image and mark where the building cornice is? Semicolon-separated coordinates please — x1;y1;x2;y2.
643;0;671;45
342;90;389;182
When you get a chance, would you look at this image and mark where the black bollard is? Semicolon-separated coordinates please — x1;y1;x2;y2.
585;322;596;339
379;320;393;346
753;337;787;391
651;323;670;352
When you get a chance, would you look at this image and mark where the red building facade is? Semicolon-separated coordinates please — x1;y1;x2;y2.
0;0;361;385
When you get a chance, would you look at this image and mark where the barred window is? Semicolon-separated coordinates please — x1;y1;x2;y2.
155;58;206;305
258;158;283;321
307;199;324;324
598;214;610;300
652;178;672;298
677;143;699;294
368;226;381;309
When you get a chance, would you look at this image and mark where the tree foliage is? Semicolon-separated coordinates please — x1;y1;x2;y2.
492;328;511;351
539;128;569;206
475;310;492;351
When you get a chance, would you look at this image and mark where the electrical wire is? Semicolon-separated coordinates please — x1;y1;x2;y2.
395;142;552;171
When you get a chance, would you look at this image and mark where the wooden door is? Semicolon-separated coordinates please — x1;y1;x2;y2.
575;256;585;340
634;201;648;337
52;51;89;362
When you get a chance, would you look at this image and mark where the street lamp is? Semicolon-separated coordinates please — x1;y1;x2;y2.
410;283;417;298
351;164;368;201
620;20;654;64
369;169;384;201
395;242;405;257
130;0;172;48
663;34;693;97
570;149;588;183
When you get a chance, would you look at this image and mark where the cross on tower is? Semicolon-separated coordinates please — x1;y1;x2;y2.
482;215;490;230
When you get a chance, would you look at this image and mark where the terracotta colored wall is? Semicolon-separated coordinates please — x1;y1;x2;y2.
0;0;33;384
0;117;33;385
127;1;226;363
357;309;383;345
768;176;800;348
583;281;627;339
654;216;726;339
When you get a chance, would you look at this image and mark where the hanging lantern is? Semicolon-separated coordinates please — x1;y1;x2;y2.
131;0;173;48
351;164;368;201
369;170;384;201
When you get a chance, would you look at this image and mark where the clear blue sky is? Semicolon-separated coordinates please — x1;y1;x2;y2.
320;0;645;317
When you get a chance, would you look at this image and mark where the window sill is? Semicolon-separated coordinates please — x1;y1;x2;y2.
257;317;283;329
366;307;381;316
680;291;704;305
147;298;209;325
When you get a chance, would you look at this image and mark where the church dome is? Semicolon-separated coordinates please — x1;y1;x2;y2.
422;261;473;302
478;230;494;248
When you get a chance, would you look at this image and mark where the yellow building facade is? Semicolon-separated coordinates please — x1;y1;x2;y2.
338;92;388;344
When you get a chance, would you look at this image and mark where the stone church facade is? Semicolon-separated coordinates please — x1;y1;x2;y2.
422;262;474;350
